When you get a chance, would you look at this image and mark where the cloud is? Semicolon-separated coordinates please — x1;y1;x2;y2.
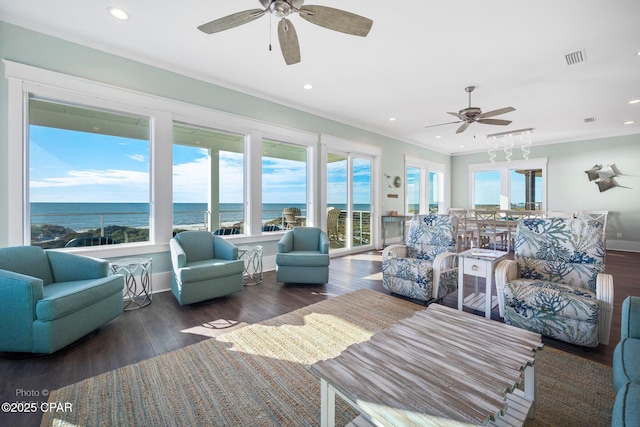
30;169;148;188
127;154;146;162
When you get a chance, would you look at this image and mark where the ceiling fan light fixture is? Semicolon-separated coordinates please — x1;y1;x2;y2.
270;1;292;18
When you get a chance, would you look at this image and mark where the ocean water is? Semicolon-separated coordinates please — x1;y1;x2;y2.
30;202;371;231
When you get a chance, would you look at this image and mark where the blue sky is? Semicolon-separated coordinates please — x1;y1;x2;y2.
29;126;371;205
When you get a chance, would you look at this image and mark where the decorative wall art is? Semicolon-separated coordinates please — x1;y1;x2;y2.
584;164;622;192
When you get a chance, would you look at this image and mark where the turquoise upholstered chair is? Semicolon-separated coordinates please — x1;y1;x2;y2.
276;227;330;284
496;218;614;347
170;231;244;305
0;246;124;354
612;296;640;426
381;215;459;302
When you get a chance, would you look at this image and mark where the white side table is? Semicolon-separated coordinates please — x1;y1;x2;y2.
237;245;263;285
111;257;152;310
457;249;508;319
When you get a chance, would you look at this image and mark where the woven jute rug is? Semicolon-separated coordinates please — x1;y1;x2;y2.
42;289;615;426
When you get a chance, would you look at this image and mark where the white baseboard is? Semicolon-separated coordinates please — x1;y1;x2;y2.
607;239;640;253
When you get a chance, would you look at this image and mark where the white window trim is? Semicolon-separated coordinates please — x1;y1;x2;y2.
468;157;548;211
404;156;449;214
320;134;381;250
4;60;319;255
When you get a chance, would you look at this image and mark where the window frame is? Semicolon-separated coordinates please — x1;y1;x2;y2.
468;158;548;211
5;60;318;256
404;156;447;214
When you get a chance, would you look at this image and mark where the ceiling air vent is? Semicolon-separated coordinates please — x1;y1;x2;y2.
566;49;587;65
584;117;597;123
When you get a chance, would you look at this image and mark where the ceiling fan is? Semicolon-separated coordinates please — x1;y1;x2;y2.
197;0;373;65
425;86;515;134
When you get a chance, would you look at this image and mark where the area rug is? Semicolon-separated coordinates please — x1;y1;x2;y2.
42;289;615;426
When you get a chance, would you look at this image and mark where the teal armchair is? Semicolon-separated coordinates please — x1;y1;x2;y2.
170;231;244;305
612;296;640;426
0;246;124;354
276;227;330;284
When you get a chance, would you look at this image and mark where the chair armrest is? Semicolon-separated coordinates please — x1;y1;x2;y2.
214;236;238;260
278;231;294;254
495;259;518;317
0;270;44;336
621;296;640;340
432;251;458;299
381;244;407;262
596;272;614;345
46;251;109;282
319;231;330;254
170;238;187;269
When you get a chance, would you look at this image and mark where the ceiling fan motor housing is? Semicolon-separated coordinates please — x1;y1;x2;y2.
460;107;482;121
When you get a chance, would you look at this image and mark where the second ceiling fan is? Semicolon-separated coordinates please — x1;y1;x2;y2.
425;86;515;134
198;0;373;65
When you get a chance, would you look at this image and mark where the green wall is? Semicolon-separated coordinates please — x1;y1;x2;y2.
0;20;449;248
451;134;640;250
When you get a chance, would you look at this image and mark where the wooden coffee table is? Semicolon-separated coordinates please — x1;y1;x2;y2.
311;304;543;427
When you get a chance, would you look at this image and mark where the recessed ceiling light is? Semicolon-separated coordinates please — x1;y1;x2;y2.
636;50;640;56
435;136;441;139
629;99;640;104
624;120;635;125
303;84;313;90
108;7;129;21
459;145;465;148
388;117;396;121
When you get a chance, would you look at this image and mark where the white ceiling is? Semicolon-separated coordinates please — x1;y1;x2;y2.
2;0;639;155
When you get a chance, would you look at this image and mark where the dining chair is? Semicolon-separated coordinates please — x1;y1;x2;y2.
448;208;473;250
580;210;609;233
546;211;578;218
469;209;509;252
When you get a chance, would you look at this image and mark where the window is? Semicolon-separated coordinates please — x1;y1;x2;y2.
173;123;244;234
7;61;319;249
469;159;547;211
473;170;501;209
405;157;445;214
262;140;307;231
510;168;542;210
28;96;151;248
406;166;421;214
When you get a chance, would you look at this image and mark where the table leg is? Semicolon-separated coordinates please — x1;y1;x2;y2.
320;379;336;427
485;270;492;319
457;262;464;311
524;364;536;418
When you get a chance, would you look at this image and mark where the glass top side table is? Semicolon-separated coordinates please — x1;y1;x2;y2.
237;245;263;285
111;257;152;310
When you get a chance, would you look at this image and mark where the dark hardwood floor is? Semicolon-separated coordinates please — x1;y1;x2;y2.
1;249;638;427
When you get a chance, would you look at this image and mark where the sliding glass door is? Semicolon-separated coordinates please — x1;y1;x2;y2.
326;152;373;252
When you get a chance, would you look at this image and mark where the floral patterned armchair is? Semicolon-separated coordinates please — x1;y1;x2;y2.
382;215;458;302
496;218;613;347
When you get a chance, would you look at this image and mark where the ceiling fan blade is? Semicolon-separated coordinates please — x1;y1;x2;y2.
456;122;471;134
299;6;373;37
477;118;512;126
198;9;265;34
479;106;515;119
447;111;464;120
424;120;462;129
278;19;301;65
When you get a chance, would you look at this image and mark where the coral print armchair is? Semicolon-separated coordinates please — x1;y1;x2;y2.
496;218;613;347
382;215;458;303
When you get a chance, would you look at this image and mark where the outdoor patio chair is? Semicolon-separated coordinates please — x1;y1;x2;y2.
283;207;304;229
